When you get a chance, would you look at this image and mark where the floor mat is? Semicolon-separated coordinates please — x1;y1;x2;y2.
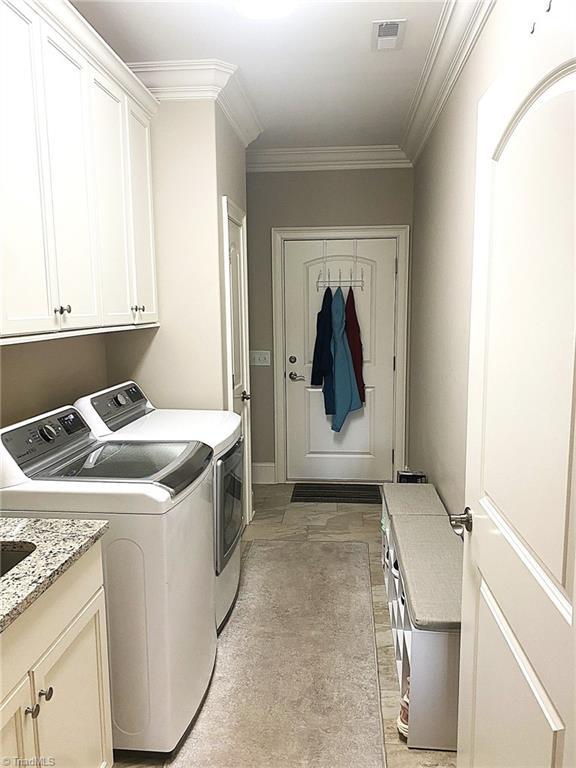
291;482;382;504
170;541;385;768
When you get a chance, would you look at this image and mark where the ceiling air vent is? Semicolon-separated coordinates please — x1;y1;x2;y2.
372;19;407;51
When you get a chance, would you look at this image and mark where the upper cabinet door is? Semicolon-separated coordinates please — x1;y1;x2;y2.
0;0;60;336
127;99;158;324
89;68;134;326
41;23;101;330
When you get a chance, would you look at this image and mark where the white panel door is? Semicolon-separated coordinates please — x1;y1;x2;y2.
41;23;100;330
285;238;396;481
225;200;253;522
127;99;158;324
458;5;575;767
0;0;59;336
89;67;134;326
31;589;113;767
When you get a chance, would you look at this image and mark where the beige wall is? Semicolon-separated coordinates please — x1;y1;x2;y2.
246;168;413;463
106;100;240;410
409;1;521;516
0;335;108;426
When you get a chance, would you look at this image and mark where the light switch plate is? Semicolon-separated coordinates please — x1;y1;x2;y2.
250;350;271;366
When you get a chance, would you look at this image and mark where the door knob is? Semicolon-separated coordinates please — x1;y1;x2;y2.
289;372;305;382
289;355;297;363
448;506;473;538
241;390;251;401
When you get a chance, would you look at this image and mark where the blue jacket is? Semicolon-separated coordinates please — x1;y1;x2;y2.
311;288;335;415
331;288;362;432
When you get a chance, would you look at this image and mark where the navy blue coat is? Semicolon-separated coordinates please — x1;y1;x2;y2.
311;288;335;415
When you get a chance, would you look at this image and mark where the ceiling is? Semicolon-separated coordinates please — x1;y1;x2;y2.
73;0;446;149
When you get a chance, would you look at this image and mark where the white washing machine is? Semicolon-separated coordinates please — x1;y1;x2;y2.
75;382;243;630
0;407;216;756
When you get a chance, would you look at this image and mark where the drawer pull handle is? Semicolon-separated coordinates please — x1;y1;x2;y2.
25;704;40;719
39;687;54;701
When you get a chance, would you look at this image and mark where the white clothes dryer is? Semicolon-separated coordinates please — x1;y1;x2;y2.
74;382;243;630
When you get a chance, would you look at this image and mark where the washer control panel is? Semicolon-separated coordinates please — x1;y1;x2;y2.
1;408;91;470
91;383;150;431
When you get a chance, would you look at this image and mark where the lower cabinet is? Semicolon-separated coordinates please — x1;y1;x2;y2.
0;676;36;762
0;547;113;766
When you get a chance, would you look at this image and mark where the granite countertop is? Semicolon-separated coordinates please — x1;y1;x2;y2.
0;517;108;633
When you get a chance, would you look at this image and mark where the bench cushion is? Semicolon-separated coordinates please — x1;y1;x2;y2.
383;483;447;517
391;515;463;631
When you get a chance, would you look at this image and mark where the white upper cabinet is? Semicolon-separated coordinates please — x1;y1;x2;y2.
41;23;100;330
0;0;158;340
89;68;134;326
127;99;158;324
0;0;59;336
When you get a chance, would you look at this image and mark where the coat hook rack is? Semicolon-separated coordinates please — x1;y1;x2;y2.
316;264;365;292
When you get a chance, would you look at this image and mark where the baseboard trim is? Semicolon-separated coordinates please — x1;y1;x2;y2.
252;462;276;484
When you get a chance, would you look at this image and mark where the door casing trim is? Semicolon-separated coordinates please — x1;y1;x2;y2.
222;196;254;522
271;225;410;483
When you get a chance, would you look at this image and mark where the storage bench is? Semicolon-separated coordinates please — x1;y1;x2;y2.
382;483;462;751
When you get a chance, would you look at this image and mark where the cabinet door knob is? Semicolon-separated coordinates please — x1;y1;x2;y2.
54;306;64;315
140;305;145;312
64;305;72;314
25;704;40;719
130;305;138;312
39;687;54;701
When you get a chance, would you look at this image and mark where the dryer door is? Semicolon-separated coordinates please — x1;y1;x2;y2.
215;437;244;574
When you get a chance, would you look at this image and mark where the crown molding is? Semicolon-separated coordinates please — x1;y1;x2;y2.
402;0;496;163
128;59;263;147
246;145;412;173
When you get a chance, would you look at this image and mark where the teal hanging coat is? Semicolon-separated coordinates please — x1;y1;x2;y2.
331;288;362;432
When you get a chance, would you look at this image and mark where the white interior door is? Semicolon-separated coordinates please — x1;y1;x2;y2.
458;6;575;767
224;198;253;523
284;238;396;482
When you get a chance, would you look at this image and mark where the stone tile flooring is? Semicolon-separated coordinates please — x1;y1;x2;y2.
114;484;456;768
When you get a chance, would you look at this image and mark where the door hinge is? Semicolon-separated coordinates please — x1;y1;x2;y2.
392;448;395;465
395;257;398;275
232;373;235;387
393;355;396;372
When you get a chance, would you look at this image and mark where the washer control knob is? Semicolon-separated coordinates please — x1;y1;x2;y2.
38;424;57;443
113;393;128;407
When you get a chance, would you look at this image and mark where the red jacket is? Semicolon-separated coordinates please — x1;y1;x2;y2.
345;288;365;403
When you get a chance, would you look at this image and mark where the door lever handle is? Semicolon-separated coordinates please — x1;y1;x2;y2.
448;507;473;538
241;391;251;401
288;372;305;382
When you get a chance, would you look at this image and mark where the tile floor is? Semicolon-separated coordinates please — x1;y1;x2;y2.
114;484;456;768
